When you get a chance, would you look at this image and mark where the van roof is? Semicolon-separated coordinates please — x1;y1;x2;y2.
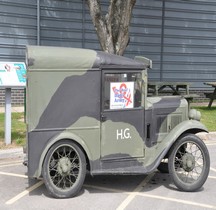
26;45;147;71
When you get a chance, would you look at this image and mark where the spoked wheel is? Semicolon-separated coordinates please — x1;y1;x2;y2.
42;140;86;198
168;134;210;191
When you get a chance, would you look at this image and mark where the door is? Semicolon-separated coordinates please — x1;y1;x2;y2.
101;70;145;160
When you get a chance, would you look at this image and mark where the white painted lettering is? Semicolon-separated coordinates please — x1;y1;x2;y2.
124;128;131;139
117;129;123;140
116;128;131;140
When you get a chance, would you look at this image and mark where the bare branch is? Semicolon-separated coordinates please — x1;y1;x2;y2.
115;0;136;55
86;0;109;52
86;0;115;53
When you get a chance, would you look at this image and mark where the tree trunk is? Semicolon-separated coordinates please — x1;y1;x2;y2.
86;0;136;55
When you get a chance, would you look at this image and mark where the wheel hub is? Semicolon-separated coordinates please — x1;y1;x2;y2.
182;153;195;172
57;157;72;176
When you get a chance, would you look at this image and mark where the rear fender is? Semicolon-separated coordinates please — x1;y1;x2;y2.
36;131;92;178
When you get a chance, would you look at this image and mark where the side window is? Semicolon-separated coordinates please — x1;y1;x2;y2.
104;72;142;110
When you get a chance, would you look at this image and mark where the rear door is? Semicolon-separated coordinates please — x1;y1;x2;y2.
101;70;145;160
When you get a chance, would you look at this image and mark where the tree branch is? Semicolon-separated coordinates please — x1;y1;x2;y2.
115;0;136;55
86;0;107;51
86;0;136;55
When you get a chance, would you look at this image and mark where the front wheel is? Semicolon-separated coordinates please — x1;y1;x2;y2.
42;140;86;198
168;134;210;191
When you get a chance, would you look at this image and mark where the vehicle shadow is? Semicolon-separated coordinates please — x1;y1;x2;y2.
28;170;204;198
83;171;176;194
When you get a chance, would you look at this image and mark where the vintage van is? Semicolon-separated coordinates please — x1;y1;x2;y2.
25;46;210;198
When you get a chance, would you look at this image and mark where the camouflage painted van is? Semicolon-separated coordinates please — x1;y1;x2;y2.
25;45;210;198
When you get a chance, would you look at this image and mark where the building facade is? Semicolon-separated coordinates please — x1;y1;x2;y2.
0;0;216;104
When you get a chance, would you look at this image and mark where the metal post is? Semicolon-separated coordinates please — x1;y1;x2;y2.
160;0;165;81
5;88;11;145
37;0;40;45
82;0;85;48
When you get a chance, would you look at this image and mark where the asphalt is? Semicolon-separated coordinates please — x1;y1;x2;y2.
0;106;215;161
0;147;24;162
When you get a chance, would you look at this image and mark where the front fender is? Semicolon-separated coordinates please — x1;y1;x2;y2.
145;120;208;173
159;120;208;157
36;131;92;178
166;119;208;144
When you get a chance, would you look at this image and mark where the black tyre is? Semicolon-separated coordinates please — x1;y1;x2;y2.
168;134;210;191
42;140;86;198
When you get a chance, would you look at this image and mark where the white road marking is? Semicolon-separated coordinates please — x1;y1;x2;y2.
6;180;44;205
0;163;215;208
0;163;22;168
85;174;216;210
0;160;22;166
210;167;216;173
209;176;216;179
116;173;155;210
136;192;216;209
205;141;216;145
206;143;216;146
0;171;27;178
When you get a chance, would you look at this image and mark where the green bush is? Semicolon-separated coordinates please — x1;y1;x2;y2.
192;106;216;132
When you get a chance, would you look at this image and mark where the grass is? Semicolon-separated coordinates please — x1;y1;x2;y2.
192;106;216;132
0;112;26;149
0;106;215;149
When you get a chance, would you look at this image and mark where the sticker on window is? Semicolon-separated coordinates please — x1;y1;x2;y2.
110;82;134;109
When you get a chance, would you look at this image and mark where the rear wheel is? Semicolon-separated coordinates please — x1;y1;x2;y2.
42;140;86;198
168;134;210;191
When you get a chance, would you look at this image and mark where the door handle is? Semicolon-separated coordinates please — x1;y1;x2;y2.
101;115;107;122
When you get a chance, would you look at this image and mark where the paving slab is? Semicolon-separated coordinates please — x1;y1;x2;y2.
0;106;24;113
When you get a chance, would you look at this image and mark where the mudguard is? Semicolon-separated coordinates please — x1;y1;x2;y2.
35;131;93;178
145;119;208;173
